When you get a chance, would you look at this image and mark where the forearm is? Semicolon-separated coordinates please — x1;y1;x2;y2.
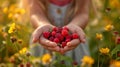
69;0;90;29
28;0;50;29
69;13;89;29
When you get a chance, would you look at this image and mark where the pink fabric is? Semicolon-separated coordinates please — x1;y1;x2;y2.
49;0;72;6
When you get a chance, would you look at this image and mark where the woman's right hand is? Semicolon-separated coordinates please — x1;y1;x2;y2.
32;24;60;52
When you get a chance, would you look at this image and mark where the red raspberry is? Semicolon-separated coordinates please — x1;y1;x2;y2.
62;42;67;48
56;27;62;33
63;26;69;31
51;31;56;36
53;27;58;31
43;31;50;38
65;38;71;42
55;33;61;38
66;35;72;40
49;37;54;41
61;29;68;36
54;38;60;43
72;33;79;39
55;33;64;41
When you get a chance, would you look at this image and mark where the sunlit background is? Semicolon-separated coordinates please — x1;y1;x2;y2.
0;0;120;67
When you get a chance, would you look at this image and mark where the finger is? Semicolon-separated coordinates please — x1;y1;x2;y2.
62;46;75;54
32;27;43;43
76;29;86;43
60;48;65;54
39;36;57;47
67;39;80;47
43;46;60;52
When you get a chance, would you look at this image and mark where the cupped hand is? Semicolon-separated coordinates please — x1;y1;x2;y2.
32;24;60;52
60;23;86;54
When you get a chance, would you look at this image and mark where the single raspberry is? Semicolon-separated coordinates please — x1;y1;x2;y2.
49;37;54;41
62;42;67;48
51;31;56;36
55;33;64;41
63;26;69;31
66;35;72;40
72;33;79;39
60;35;64;42
52;27;58;31
61;29;68;36
43;31;50;38
65;38;71;42
54;38;60;43
57;27;62;33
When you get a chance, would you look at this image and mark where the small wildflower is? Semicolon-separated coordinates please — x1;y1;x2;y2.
116;36;120;44
15;8;25;15
96;33;103;40
99;48;110;54
3;7;8;14
14;53;19;58
110;60;120;67
41;53;52;65
8;23;16;34
10;36;17;43
18;39;22;44
19;63;24;67
113;31;119;35
26;51;31;57
26;62;31;67
81;56;94;67
8;13;13;19
104;24;114;31
19;47;27;54
72;61;78;66
105;7;111;12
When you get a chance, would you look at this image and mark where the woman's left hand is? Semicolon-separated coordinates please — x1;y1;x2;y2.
60;23;86;54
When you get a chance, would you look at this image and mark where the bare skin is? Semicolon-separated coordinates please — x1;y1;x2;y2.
27;0;90;54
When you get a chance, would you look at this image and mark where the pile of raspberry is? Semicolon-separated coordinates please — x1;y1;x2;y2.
43;27;79;48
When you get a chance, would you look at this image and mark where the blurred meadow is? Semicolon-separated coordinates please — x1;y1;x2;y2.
0;0;120;67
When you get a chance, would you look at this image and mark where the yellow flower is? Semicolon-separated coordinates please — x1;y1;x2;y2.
14;53;19;57
9;4;17;12
96;33;103;40
3;7;8;14
110;60;120;67
104;24;114;31
8;23;16;34
41;53;52;65
19;47;27;54
99;48;110;54
110;0;120;8
15;8;25;15
8;13;13;19
81;56;94;65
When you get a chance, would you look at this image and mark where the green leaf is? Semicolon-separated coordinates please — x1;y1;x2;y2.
111;45;120;56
